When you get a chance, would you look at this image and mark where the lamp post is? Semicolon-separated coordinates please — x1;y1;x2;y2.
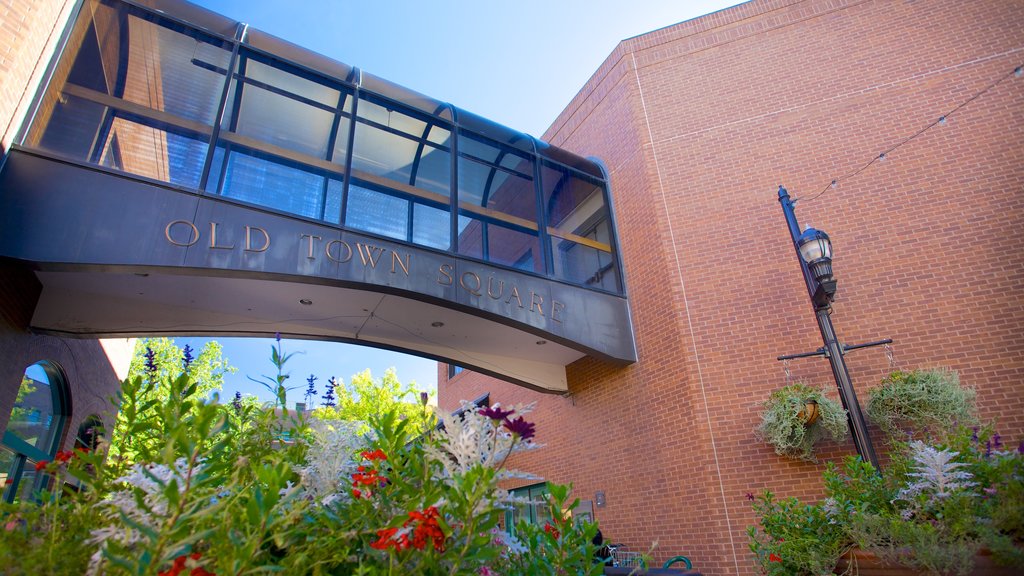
778;185;880;470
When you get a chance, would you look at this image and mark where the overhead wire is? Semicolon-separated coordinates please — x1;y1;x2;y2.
797;64;1023;203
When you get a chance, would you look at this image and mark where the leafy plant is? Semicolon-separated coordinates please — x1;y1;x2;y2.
747;489;851;575
750;371;1024;576
756;383;848;461
866;369;977;440
0;339;595;575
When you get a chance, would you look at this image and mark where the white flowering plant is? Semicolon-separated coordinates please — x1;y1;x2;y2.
0;343;602;575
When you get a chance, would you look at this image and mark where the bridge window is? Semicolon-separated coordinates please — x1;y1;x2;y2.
21;0;625;296
347;94;452;247
541;163;620;293
457;132;542;273
2;361;70;503
26;0;232;188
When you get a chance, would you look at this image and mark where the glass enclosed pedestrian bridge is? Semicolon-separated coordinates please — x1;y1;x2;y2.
0;0;636;392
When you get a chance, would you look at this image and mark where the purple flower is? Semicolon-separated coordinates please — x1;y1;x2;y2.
993;433;1002;449
745;492;755;501
503;416;536;441
275;332;281;343
232;391;242;412
144;346;158;377
1018;440;1024;455
479;405;515;422
181;345;194;371
321;376;337;408
304;374;318;406
984;487;998;497
985;440;993;458
971;427;979;443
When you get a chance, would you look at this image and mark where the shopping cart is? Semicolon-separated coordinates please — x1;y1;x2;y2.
607;545;646;568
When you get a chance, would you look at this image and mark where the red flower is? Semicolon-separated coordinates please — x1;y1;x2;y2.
352;489;363;499
361;449;387;461
34;460;49;472
768;553;782;563
371;506;446;552
55;450;75;463
370;527;400;550
406;506;445;551
159;552;211;576
544;522;560;540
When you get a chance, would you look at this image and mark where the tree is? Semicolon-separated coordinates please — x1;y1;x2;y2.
315;368;434;432
127;338;234;397
108;338;236;471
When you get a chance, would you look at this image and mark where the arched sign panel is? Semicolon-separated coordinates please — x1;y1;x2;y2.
0;151;636;392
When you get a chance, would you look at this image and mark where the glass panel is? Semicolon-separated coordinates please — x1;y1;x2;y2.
244;59;340;106
456;218;483;260
458;134;535;219
457;134;539;269
225;55;345;160
324;179;343;224
119;16;230;124
542;163;619;290
352;122;419;185
555;237;620;291
346;184;409;241
9;364;57;453
412;203;449;250
219;149;326;219
33;94;108;161
0;447;16;501
52;3;230;123
98;118;209;187
352;96;451;198
13;463;41;503
414;146;451;197
488;225;542;272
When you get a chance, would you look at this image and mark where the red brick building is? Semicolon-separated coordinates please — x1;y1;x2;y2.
2;0;1022;571
439;1;1024;573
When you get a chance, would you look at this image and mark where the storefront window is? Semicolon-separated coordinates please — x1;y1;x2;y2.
504;482;550;536
1;361;70;502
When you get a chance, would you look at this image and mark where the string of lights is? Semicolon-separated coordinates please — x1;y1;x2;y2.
797;63;1023;203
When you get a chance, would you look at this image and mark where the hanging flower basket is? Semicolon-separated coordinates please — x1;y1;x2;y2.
755;383;847;462
798;400;820;425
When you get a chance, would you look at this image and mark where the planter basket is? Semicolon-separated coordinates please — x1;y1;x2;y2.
834;548;1019;576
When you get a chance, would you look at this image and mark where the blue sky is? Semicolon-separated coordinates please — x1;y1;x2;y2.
178;0;740;405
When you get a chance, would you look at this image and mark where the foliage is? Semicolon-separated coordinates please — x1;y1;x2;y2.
750;376;1024;576
747;488;852;576
126;338;235;396
0;342;596;575
107;338;235;476
246;333;301;409
756;383;848;462
866;369;978;440
313;367;434;433
500;483;604;576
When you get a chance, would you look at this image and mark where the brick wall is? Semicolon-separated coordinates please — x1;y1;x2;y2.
0;260;126;458
441;1;1024;574
0;0;76;156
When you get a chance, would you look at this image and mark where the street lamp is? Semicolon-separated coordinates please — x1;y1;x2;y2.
778;185;881;470
797;227;836;307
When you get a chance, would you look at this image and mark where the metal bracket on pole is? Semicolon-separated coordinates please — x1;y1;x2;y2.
777;338;893;361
